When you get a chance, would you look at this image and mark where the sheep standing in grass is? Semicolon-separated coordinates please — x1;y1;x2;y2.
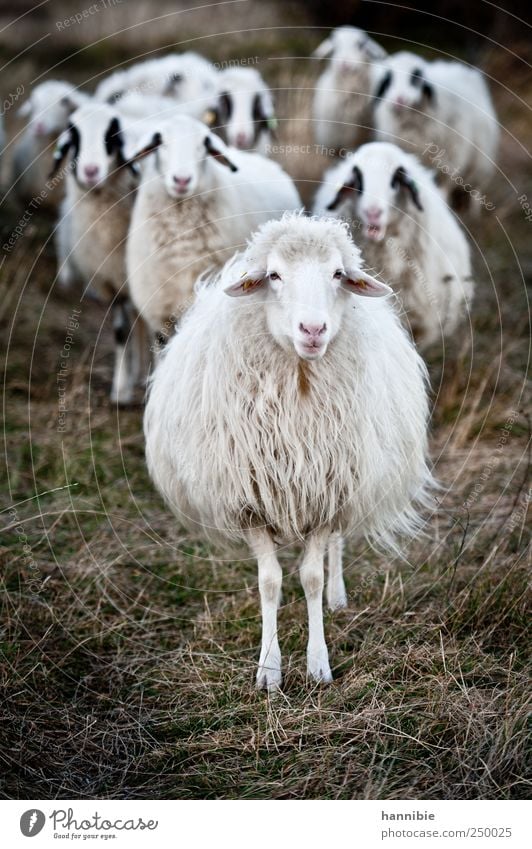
126;115;301;339
373;51;499;207
313;142;474;349
204;67;277;155
312;26;387;152
53;102;147;404
11;81;88;205
95;52;218;120
144;215;433;689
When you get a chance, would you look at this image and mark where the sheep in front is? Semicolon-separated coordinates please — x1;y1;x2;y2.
312;26;387;152
313;142;474;350
373;51;499;207
144;214;434;689
126;115;301;339
94;52;217;120
204;67;277;155
11;80;88;205
52;101;148;404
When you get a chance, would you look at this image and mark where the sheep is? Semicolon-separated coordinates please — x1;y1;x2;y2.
204;67;277;155
313;142;474;350
52;101;148;404
11;80;88;205
373;51;499;207
144;213;434;689
125;115;301;339
312;26;387;152
94;52;218;120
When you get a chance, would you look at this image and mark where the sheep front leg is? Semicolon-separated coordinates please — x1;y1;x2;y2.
110;300;133;405
327;532;347;611
249;529;282;691
300;533;332;683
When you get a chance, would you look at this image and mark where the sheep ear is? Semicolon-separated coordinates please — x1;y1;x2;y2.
204;135;238;172
326;166;363;211
224;270;267;297
17;100;32;118
129;131;162;162
48;129;72;178
422;80;435;103
60;95;79;114
364;36;387;61
313;37;334;58
341;270;392;298
374;70;392;99
392;166;423;211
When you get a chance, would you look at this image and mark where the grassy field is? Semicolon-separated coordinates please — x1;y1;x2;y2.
0;10;531;799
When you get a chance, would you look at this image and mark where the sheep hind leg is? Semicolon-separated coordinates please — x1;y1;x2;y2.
249;529;282;691
327;532;347;611
300;532;332;683
110;300;134;405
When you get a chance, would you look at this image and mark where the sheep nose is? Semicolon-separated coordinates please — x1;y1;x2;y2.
395;95;407;107
235;132;249;148
366;206;383;223
35;121;46;135
173;175;192;187
299;322;327;339
84;164;100;179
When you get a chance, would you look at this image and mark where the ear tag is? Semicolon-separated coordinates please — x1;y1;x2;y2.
356;278;367;288
267;116;278;131
243;278;256;290
203;109;217;126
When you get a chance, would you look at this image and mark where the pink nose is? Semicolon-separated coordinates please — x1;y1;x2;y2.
235;132;249;148
173;175;192;188
84;164;100;179
35;121;46;135
299;322;327;341
395;95;407;107
365;206;383;223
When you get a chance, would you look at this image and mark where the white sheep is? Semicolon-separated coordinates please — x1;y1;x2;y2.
11;80;88;205
373;51;499;206
126;115;301;338
94;52;218;120
312;26;387;152
313;142;474;349
53;102;148;404
204;67;277;155
144;214;433;689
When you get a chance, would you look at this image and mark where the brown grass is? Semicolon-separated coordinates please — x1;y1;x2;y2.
0;11;530;800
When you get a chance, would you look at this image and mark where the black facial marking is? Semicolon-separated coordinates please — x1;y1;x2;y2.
391;166;423;211
219;91;232;120
375;70;392;99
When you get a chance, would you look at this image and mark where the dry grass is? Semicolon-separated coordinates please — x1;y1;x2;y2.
0;19;531;800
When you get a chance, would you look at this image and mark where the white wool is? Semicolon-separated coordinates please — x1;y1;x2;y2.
373;51;499;197
126;115;301;335
208;66;276;155
94;52;218;120
313;142;474;349
11;80;89;205
145;213;433;547
312;26;387;150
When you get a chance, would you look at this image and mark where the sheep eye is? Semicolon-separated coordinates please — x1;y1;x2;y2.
269;271;281;281
333;270;343;279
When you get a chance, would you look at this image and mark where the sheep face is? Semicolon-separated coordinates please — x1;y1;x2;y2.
326;143;424;242
375;52;434;111
224;221;392;361
314;26;386;74
18;81;81;137
52;104;128;189
211;68;275;150
130;117;237;199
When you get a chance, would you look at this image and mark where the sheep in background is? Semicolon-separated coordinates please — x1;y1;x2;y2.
313;142;474;350
373;51;499;208
312;26;387;152
11;81;88;205
144;214;434;689
53;102;148;404
126;115;301;339
204;67;277;155
94;52;218;120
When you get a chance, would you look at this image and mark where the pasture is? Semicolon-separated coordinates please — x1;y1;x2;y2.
0;1;530;799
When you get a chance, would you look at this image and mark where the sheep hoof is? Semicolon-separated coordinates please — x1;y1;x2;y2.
327;589;348;611
256;664;282;692
307;652;333;684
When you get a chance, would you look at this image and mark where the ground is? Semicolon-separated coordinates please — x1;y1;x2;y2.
0;12;530;799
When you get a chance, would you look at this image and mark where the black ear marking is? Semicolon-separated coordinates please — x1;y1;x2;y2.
375;70;392;99
48;123;79;178
391;166;423;211
326;165;363;211
130;131;163;163
218;92;232;120
105;116;122;156
204;135;238;171
422;81;434;102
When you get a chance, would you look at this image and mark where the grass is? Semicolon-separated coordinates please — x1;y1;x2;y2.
0;14;531;799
